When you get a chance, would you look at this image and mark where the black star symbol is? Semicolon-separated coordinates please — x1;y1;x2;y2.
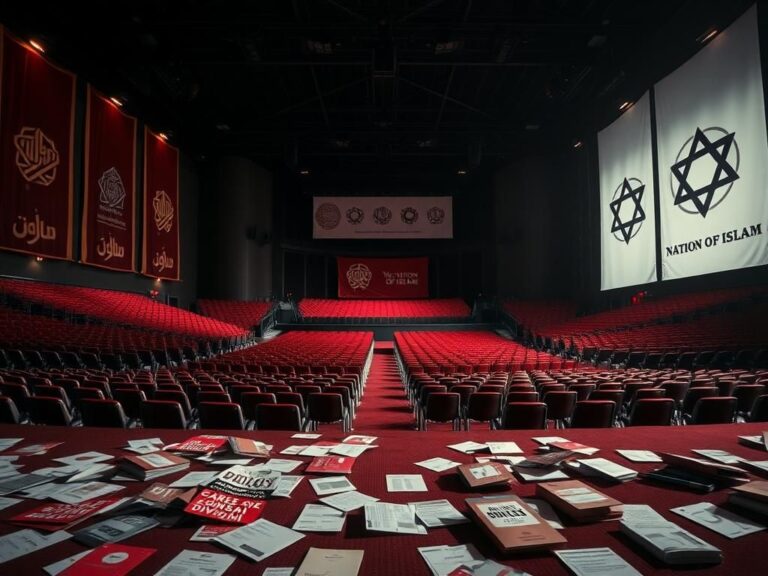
671;128;739;217
610;178;646;244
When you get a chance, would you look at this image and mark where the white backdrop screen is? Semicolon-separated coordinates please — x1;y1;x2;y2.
656;6;768;280
599;92;657;290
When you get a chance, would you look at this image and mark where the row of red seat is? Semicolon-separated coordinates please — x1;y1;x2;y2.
395;331;579;373
298;298;471;319
197;299;273;330
0;278;246;339
569;302;768;353
505;285;766;336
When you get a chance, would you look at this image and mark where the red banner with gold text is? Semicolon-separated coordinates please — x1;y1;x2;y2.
338;257;429;299
142;128;180;280
0;29;75;260
81;86;137;271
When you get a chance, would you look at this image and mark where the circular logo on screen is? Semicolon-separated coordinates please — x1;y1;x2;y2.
427;206;445;224
315;203;341;229
346;263;372;290
101;552;130;565
670;126;740;217
401;207;419;224
346;207;364;225
373;206;392;225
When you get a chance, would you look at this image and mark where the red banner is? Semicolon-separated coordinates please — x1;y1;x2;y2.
338;257;429;299
81;86;137;271
0;30;75;260
142;128;180;280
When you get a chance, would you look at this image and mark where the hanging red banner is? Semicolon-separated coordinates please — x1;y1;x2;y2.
338;257;429;299
0;29;75;260
142;128;180;281
81;86;137;271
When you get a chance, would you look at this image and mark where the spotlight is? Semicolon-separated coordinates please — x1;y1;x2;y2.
299;169;310;176
457;169;468;176
158;132;169;141
109;96;124;108
573;140;583;149
697;28;718;44
35;256;44;262
619;101;632;111
28;39;45;53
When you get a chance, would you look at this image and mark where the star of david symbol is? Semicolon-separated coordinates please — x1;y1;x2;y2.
670;127;739;217
610;177;646;244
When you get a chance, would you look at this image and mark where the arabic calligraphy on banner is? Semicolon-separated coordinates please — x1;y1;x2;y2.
0;28;75;260
81;86;137;271
142;127;180;281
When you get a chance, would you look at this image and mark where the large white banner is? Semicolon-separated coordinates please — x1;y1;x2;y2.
312;196;453;239
599;92;657;290
656;6;768;280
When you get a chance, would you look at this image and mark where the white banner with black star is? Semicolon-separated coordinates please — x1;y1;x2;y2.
599;92;657;290
312;196;453;239
656;5;768;280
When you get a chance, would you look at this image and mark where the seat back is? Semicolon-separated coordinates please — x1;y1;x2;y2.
466;392;502;423
0;396;21;424
153;390;192;418
570;400;615;428
628;398;675;426
256;403;303;431
749;394;768;422
682;387;718;416
307;393;345;427
690;396;737;425
112;389;147;420
568;383;595;401
240;392;277;421
141;400;187;429
502;402;547;429
198;402;245;430
733;385;766;414
423;392;461;429
28;396;73;426
80;399;128;428
543;391;577;421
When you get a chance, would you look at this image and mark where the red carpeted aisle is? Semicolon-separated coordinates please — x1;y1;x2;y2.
353;348;415;431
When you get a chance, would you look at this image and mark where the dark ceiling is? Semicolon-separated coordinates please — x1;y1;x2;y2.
0;0;757;176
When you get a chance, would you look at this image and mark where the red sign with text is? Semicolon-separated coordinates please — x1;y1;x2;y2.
142;128;180;280
0;29;75;260
81;86;137;272
337;257;429;299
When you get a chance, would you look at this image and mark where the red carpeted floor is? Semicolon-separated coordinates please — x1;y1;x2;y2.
352;349;416;431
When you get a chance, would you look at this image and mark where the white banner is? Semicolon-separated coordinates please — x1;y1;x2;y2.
599;92;657;290
312;196;453;239
656;6;768;280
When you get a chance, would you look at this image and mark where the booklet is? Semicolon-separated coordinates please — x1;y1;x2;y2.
117;451;189;481
418;544;484;576
228;437;270;458
295;547;364;576
184;487;266;524
10;497;124;532
386;474;428;492
554;548;641;576
569;458;637;483
292;503;346;532
154;550;236;576
167;435;228;454
364;502;427;534
72;515;160;547
305;456;356;474
320;490;379;512
620;520;722;565
670;502;765;538
616;450;662;463
59;543;156;576
0;529;71;564
415;457;462;472
691;449;744;464
206;465;282;498
215;518;305;561
409;499;469;528
309;475;356;496
272;475;305;498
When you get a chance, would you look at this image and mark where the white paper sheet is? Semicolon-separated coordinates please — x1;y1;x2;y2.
418;544;484;576
364;502;427;534
154;550;237;576
414;457;461;472
671;502;765;539
215;519;305;562
554;548;642;576
616;450;662;463
169;471;218;488
320;490;379;512
0;529;70;564
309;476;356;496
272;475;305;498
409;499;469;528
50;481;124;504
386;474;428;492
292;503;346;532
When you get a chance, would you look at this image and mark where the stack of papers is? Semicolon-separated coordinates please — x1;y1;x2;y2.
364;502;427;534
569;458;637;482
620;519;722;564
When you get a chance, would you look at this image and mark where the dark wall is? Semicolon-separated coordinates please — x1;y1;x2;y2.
273;167;495;301
494;154;581;299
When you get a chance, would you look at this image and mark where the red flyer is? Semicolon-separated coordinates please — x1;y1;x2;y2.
10;497;123;531
59;544;156;576
166;435;228;454
305;456;356;474
184;488;266;524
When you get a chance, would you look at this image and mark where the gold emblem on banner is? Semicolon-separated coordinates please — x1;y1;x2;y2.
98;167;126;209
14;127;60;186
153;190;174;232
346;263;372;290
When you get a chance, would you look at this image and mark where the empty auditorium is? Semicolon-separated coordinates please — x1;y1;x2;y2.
1;1;768;574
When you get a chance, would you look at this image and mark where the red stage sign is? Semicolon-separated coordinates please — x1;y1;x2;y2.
81;86;137;271
142;128;180;280
337;257;429;299
0;30;75;260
